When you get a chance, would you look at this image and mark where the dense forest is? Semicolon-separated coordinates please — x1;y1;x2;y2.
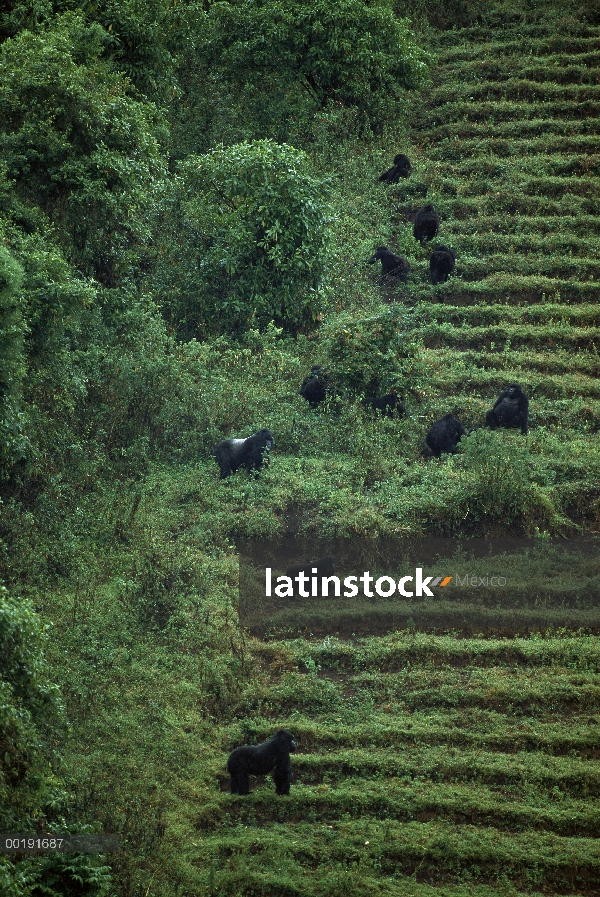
1;0;600;894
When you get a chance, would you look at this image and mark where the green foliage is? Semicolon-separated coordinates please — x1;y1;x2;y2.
0;242;28;477
196;0;431;132
0;586;67;830
324;309;423;399
0;13;165;283
155;140;332;337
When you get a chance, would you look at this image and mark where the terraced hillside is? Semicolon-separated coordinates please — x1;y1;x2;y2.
405;20;600;454
164;20;600;897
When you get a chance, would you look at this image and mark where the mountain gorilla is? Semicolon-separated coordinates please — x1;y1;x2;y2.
379;153;412;183
227;730;297;795
414;205;441;245
300;366;329;407
486;384;529;435
426;413;467;457
366;391;405;418
213;429;273;479
430;245;456;284
369;247;410;282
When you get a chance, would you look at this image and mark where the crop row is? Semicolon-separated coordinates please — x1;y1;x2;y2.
435;31;600;57
435;234;600;256
430;81;600;107
430;154;600;178
435;58;600;84
411;277;599;306
419;100;600;126
415;303;600;329
418;323;600;352
424;117;600;142
427;135;600;160
443;214;600;237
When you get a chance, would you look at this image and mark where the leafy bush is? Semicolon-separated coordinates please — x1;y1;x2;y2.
323;309;424;400
0;13;165;283
155;140;332;338
197;0;431;131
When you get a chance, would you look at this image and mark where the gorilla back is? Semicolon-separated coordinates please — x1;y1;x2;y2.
213;428;273;479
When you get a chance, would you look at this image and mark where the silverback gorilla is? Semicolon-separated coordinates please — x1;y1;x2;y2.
413;205;441;245
227;730;297;795
379;153;412;183
369;247;410;282
486;384;529;435
430;245;456;285
213;429;273;479
426;413;467;457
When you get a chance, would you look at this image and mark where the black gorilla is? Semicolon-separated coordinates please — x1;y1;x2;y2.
413;205;441;245
366;391;405;418
285;556;337;599
430;245;456;285
379;153;412;183
426;413;467;457
369;247;410;282
227;730;297;795
213;428;273;479
486;384;529;435
300;366;329;407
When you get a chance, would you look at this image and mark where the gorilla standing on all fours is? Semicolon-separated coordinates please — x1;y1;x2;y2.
426;413;467;457
413;205;441;245
369;247;410;283
300;365;329;407
430;245;456;285
378;153;412;183
366;391;405;418
486;384;529;435
213;428;273;479
227;730;297;795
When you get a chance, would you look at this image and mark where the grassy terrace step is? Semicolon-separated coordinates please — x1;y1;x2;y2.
418;99;600;126
289;745;600;795
457;175;599;200
433;29;600;54
416;304;600;327
411;277;599;305
194;821;600;894
452;256;600;280
437;233;600;255
420;345;600;377
446;215;600;237
427;135;600;159
207;780;600;837
429;82;600;106
435;58;600;84
416;303;600;327
289;745;600;794
256;634;600;671
430;155;600;178
424;118;600;142
418;323;600;351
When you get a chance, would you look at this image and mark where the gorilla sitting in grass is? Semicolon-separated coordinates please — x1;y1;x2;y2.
426;413;467;457
227;730;297;795
486;384;529;435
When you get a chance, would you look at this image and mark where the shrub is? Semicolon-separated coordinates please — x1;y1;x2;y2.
155;140;332;338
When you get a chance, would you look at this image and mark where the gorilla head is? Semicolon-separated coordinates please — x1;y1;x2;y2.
213;429;273;479
366;391;405;418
